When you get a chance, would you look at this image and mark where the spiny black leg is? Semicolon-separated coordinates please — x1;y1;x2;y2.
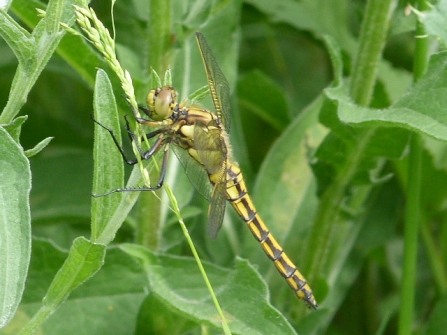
92;144;171;197
92;114;166;166
156;145;170;188
91;114;138;165
122;117;166;162
124;114;164;141
121;93;153;122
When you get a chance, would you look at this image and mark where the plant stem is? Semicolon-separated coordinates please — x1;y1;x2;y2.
398;1;430;334
148;0;172;74
304;0;395;296
420;217;447;295
136;0;172;249
350;0;395;105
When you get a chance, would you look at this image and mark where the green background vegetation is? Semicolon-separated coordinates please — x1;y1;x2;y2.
2;0;447;334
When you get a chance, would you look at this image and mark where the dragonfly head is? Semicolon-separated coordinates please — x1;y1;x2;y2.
146;86;178;121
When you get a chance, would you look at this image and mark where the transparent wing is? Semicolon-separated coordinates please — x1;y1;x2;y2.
207;179;227;239
171;145;213;201
194;121;228;239
195;32;231;133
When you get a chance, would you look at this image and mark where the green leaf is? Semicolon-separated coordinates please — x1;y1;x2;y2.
335;52;447;143
24;136;53;158
2;115;27;143
0;126;31;328
43;237;106;305
418;0;447;44
90;69;142;245
122;244;298;335
91;69;125;242
243;0;356;54
1;0;78;125
0;8;35;66
251;96;323;251
30;150;93;227
4;240;146;335
14;237;106;334
135;294;196;334
238;70;289;131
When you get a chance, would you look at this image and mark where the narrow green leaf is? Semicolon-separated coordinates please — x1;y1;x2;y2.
188;85;210;104
2;116;27;143
1;0;78;125
0;8;35;66
24;137;53;158
43;237;106;306
0;126;31;328
91;69;125;243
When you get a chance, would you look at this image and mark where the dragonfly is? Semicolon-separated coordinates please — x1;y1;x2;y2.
93;32;317;309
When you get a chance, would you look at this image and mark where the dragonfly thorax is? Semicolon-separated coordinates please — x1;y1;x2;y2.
146;86;178;121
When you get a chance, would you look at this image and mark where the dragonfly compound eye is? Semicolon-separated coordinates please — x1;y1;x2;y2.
146;86;178;121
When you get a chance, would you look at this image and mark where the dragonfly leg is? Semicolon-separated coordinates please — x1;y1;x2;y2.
123;114;165;161
92;113;167;165
92;113;171;197
92;145;170;197
91;114;139;165
122;95;161;126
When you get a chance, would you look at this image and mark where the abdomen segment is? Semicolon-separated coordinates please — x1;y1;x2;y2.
225;163;317;309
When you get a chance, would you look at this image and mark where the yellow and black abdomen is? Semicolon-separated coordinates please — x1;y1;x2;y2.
225;163;317;309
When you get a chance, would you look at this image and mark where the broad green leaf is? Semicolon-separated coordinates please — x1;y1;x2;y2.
333;52;447;143
122;243;298;335
135;293;197;334
0;126;31;328
243;0;356;54
249;96;323;255
14;237;106;334
241;97;328;319
238;70;289;131
418;0;447;44
3;240;146;335
30;150;93;231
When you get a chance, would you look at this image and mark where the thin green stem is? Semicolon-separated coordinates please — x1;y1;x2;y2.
148;0;172;74
164;185;232;335
304;0;395;299
398;135;422;335
420;217;447;295
350;0;395;106
398;1;430;334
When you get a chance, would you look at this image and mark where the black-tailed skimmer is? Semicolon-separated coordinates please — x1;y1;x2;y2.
93;32;317;309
